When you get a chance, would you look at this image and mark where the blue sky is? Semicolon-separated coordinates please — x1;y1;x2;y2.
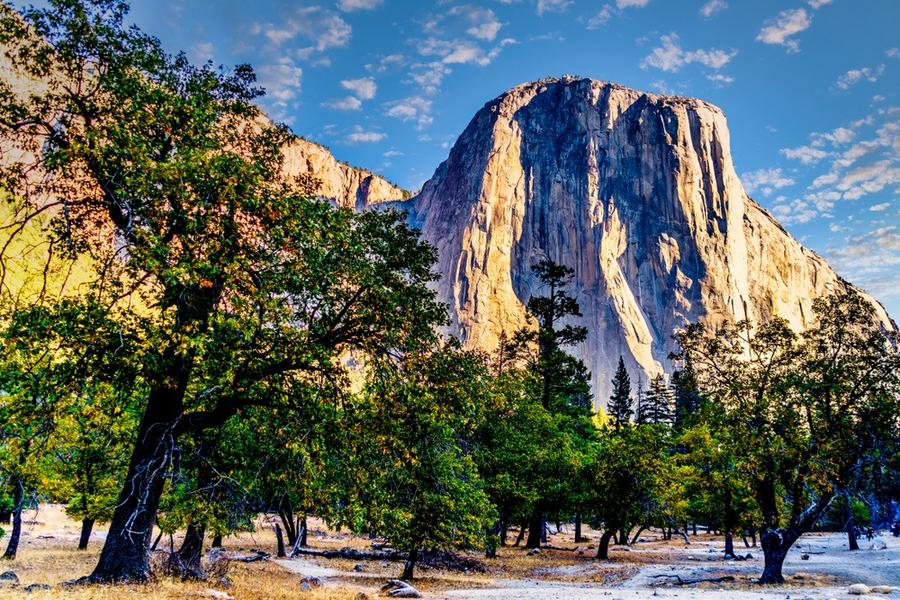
119;0;898;316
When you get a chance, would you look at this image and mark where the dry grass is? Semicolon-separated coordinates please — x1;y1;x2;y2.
0;505;362;599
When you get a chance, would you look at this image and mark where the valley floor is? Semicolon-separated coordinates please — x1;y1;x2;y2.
0;505;897;599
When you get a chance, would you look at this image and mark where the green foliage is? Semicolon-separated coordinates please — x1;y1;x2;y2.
607;357;633;430
346;343;496;565
636;374;673;425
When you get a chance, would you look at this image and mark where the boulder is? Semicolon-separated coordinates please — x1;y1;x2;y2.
848;583;872;595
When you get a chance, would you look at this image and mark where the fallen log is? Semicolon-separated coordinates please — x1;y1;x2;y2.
651;574;735;585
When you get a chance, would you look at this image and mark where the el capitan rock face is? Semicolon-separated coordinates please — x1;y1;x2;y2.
404;77;895;404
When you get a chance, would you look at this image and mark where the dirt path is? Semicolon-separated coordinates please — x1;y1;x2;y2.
276;531;900;600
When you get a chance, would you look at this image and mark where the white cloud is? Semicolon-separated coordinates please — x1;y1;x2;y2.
189;41;214;64
707;73;734;85
341;77;377;100
617;0;649;7
699;0;726;17
256;58;303;119
345;127;386;144
385;95;433;129
323;96;362;111
537;0;573;15
338;0;382;11
780;145;830;164
836;160;900;200
870;202;891;212
742;168;795;196
835;65;885;90
366;54;407;74
252;7;351;55
756;9;811;53
408;62;451;95
384;150;404;157
807;0;831;8
641;33;736;72
586;4;614;29
887;48;900;59
450;6;503;41
419;37;516;67
770;199;821;224
826;227;900;300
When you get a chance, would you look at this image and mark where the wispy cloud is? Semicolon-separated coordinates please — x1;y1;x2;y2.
617;0;649;7
536;0;573;16
322;96;362;111
256;58;303;120
337;0;382;12
450;5;503;41
385;95;433;129
835;65;885;90
586;5;614;29
641;33;737;72
418;37;516;67
699;0;726;17
345;126;386;144
756;8;811;52
741;168;795;196
341;77;377;100
251;7;351;57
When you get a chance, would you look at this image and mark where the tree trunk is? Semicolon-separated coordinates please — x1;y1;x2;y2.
151;527;164;551
750;529;757;547
742;534;750;548
845;493;859;551
89;389;182;582
596;530;615;560
175;522;206;579
724;530;735;558
0;511;10;525
630;526;647;545
499;510;508;546
78;518;95;550
574;513;584;542
759;528;798;584
274;524;286;558
401;548;417;580
514;519;527;547
211;534;222;548
846;523;859;551
298;515;308;547
525;510;543;549
2;477;24;560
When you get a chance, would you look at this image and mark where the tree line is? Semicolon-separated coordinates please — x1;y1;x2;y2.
0;0;897;587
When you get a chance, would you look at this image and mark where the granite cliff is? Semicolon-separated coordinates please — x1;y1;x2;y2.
403;77;895;404
282;137;408;209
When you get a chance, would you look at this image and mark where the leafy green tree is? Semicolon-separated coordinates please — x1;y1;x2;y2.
589;425;671;559
607;357;633;430
676;422;757;558
47;381;139;550
674;290;900;584
0;0;443;581
346;343;496;580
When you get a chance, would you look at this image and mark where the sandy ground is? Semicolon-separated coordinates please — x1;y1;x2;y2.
278;527;900;599
2;505;898;599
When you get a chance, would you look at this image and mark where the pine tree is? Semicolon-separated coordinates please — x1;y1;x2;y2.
637;374;674;425
607;356;633;430
672;365;702;428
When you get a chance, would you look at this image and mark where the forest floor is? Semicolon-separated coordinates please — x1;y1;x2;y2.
0;505;897;599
